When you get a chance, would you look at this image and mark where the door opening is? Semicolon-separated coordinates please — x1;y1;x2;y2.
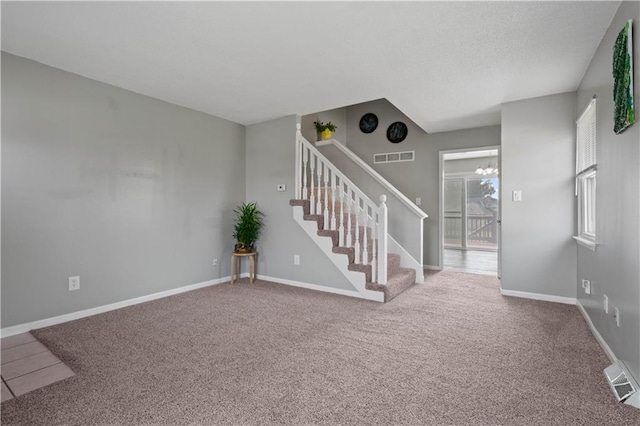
439;148;500;277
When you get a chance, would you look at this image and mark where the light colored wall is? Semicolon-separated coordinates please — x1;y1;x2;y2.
245;115;357;291
501;92;577;299
301;107;347;145
345;98;501;267
1;53;247;327
444;156;499;175
575;1;640;383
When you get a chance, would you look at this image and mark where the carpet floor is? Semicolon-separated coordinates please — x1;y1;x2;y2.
2;271;640;425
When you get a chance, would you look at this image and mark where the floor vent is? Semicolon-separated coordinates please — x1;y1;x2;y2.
605;362;640;408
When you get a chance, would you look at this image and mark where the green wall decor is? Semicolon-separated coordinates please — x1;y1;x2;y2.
613;19;634;134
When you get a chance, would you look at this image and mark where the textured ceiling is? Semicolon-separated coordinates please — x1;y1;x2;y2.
1;1;620;133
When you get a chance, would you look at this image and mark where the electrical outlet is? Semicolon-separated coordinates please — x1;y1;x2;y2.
415;197;422;206
212;258;218;267
614;307;620;327
603;294;609;314
294;255;300;265
68;276;80;291
582;279;591;295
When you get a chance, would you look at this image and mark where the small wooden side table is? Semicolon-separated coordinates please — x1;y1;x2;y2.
231;252;257;284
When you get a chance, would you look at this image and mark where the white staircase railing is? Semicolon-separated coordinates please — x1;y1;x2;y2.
295;123;388;284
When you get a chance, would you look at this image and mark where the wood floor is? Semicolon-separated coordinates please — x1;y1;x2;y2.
443;249;498;276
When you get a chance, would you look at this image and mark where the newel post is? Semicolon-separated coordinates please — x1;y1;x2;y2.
378;194;388;285
295;122;302;200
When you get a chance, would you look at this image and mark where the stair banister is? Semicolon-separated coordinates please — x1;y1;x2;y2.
296;127;388;285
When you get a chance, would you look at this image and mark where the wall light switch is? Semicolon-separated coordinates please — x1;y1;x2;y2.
512;190;522;202
277;184;286;192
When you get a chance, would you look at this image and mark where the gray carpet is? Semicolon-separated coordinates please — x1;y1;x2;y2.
2;271;640;425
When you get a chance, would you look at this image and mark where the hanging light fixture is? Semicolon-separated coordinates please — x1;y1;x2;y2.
475;161;499;175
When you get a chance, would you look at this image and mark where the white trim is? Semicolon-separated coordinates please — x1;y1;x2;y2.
573;235;597;251
576;300;617;363
1;277;227;338
500;288;576;305
255;274;368;300
327;140;427;219
315;140;332;147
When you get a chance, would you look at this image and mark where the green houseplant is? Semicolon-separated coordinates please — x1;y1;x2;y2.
232;202;264;253
314;121;337;140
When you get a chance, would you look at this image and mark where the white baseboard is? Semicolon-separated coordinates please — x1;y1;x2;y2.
576;300;617;363
423;264;442;271
256;274;367;300
1;277;229;338
500;288;576;305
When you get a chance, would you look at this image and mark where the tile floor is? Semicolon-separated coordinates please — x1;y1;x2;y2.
1;332;74;402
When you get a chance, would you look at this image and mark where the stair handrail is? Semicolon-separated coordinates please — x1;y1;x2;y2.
295;123;387;284
320;139;428;220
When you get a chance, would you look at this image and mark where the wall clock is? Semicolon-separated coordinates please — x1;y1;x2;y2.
386;121;408;143
359;113;378;134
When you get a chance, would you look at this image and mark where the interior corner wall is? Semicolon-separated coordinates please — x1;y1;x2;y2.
244;115;357;291
345;98;501;267
501;92;577;299
575;0;640;383
1;52;247;328
301;107;348;145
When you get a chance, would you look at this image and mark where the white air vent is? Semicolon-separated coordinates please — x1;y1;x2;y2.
605;362;640;408
373;151;415;164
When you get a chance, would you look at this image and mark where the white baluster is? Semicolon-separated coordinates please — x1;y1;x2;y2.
378;195;388;285
302;145;308;200
330;172;337;231
346;188;352;248
354;195;361;264
362;206;368;266
316;159;322;217
309;154;316;214
339;181;345;246
323;162;329;230
371;211;377;283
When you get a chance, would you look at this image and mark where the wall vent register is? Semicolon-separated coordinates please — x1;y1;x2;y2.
374;151;415;164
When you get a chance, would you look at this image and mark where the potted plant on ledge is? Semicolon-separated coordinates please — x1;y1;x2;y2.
232;202;264;253
314;121;337;141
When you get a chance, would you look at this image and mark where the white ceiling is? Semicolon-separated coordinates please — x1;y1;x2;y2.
1;1;619;133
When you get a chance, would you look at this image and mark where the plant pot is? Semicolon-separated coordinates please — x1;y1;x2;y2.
322;129;333;140
234;243;254;253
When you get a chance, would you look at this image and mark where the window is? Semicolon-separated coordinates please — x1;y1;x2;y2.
575;98;597;249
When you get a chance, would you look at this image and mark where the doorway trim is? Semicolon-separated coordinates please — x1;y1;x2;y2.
438;146;501;276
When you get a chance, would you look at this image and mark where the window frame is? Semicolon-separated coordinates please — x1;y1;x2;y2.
574;98;597;251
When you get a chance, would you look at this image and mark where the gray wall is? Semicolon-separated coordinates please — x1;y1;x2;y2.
345;98;501;267
301;107;348;144
1;53;246;327
501;92;577;298
245;115;356;291
575;1;640;383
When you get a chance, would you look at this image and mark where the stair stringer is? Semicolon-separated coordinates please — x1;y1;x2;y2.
292;205;385;302
388;235;424;284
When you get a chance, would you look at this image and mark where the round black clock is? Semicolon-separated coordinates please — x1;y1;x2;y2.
386;121;408;143
359;113;378;134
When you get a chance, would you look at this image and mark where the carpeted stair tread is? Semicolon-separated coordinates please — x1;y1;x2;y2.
317;229;339;246
367;267;416;302
303;214;325;230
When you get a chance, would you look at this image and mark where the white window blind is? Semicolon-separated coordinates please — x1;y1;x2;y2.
576;99;597;175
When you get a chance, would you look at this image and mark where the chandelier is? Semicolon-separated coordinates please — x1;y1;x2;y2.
475;161;499;176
